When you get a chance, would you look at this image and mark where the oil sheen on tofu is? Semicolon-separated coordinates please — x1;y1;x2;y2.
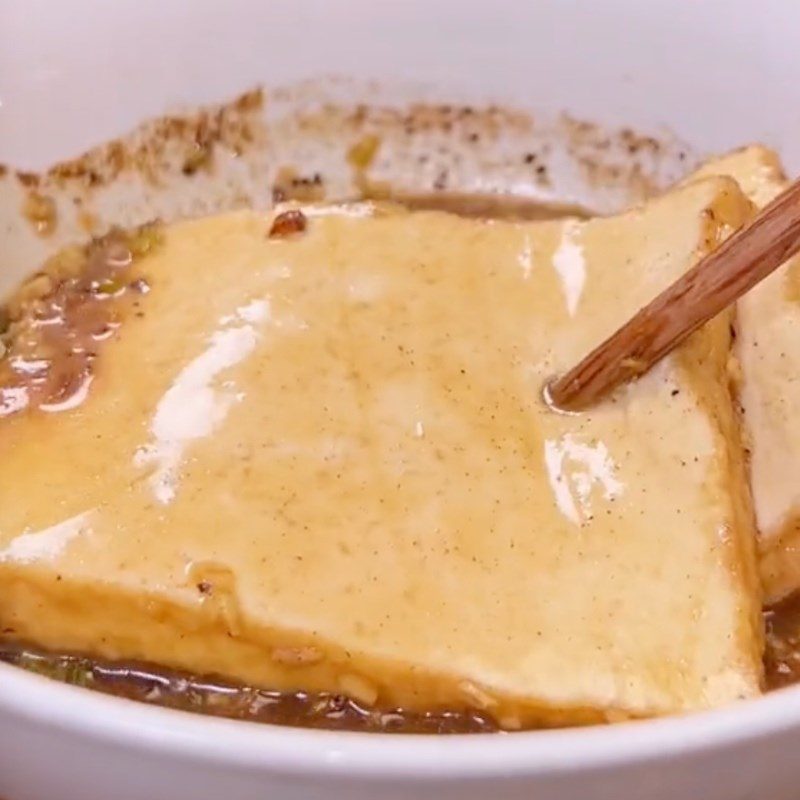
0;179;762;729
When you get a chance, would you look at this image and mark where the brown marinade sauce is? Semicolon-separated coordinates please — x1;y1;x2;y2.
0;224;161;418
764;594;800;689
1;601;797;734
0;642;496;734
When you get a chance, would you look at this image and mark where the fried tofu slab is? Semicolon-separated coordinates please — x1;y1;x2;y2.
0;180;762;727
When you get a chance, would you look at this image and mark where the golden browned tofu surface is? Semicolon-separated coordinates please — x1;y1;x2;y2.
688;147;800;603
0;180;761;728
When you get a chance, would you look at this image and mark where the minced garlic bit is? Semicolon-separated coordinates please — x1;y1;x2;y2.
458;680;498;710
338;673;379;707
21;191;57;237
346;134;381;171
270;645;324;667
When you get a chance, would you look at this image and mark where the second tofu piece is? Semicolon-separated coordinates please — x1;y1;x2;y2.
688;147;800;602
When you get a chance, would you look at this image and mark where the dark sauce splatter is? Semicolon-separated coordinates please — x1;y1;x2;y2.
268;209;308;239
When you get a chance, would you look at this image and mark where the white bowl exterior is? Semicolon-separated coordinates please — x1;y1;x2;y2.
2;2;800;799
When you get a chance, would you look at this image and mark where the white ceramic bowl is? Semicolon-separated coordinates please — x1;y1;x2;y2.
3;2;800;799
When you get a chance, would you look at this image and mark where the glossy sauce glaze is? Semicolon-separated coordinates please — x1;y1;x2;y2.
0;196;549;733
0;191;789;732
0;195;573;419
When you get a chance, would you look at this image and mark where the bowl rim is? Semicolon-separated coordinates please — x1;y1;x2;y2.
1;659;798;778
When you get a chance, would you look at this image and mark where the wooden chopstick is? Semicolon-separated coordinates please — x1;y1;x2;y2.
546;176;800;412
